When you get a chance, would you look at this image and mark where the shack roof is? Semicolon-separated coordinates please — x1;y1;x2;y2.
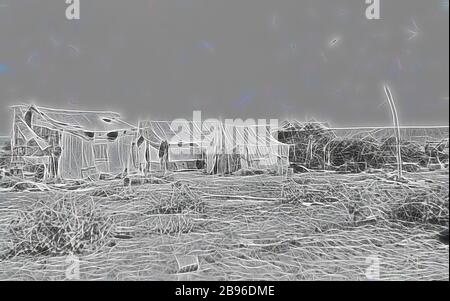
11;104;136;133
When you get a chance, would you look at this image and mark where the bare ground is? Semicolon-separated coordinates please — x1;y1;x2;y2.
0;170;448;281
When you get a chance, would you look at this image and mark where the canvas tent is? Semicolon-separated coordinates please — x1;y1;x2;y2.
10;104;137;180
138;120;290;175
212;122;290;175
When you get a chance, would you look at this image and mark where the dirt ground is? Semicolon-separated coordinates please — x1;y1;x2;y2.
0;170;448;281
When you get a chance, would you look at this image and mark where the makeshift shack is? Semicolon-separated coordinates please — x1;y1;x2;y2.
10;105;137;180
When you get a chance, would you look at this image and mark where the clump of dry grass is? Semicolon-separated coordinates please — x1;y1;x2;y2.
391;191;449;225
145;182;205;215
144;183;205;235
108;181;206;237
146;215;195;234
3;195;115;259
282;173;449;231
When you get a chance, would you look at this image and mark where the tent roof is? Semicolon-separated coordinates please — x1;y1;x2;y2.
139;120;288;149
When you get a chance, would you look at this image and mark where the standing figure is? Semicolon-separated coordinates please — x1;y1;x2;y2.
145;143;150;175
52;145;62;179
159;140;169;172
46;134;61;180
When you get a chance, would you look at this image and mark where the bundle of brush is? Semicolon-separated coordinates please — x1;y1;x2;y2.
390;190;449;226
425;140;449;165
3;194;115;258
277;121;335;144
139;182;205;235
145;182;205;215
379;137;426;166
401;141;427;167
277;121;336;169
325;137;382;169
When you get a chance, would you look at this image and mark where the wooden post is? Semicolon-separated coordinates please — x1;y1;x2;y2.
384;84;403;180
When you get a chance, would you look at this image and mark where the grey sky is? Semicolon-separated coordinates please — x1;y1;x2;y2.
0;0;448;134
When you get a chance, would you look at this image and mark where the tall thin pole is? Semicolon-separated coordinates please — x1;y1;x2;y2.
383;84;403;179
